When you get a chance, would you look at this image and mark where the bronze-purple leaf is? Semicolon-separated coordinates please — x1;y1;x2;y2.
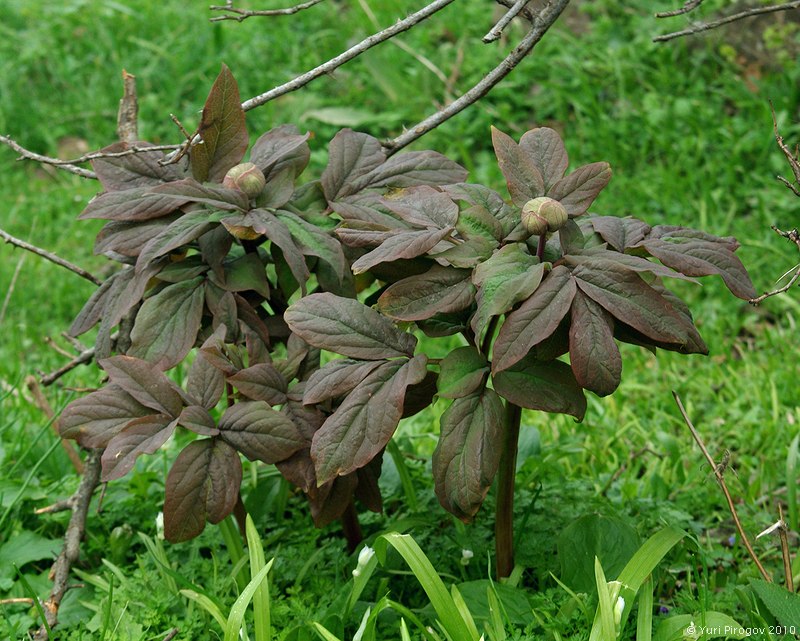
151;179;248;211
218;401;304;463
381;186;459;229
226;363;288;406
95;215;180;258
163;438;242;542
275;209;347;285
311;355;428;485
59;384;152;448
190;64;249;183
589;215;651;252
491;126;545;206
548;162;612;217
99;355;184;416
492;356;586;420
352;150;467;193
303;359;385;405
136;210;227;272
246;209;310;292
377;265;475;322
568;289;622;397
492;265;576;373
321;129;386;201
79;187;190;222
432;388;504;521
351;227;453;275
92;141;183;191
250;125;311;181
518;127;569;192
101;415;178;481
178;405;219;436
286;292;417;360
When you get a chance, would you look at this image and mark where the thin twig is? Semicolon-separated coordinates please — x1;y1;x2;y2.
210;0;325;22
385;0;571;154
0;135;96;179
35;498;75;515
161;628;180;641
26;375;84;473
34;449;102;641
673;392;772;582
484;0;529;43
494;0;534;22
39;344;98;387
0;598;35;606
655;0;704;18
749;227;800;305
778;505;794;592
240;0;457;112
654;1;800;42
0;228;102;286
771;102;800;195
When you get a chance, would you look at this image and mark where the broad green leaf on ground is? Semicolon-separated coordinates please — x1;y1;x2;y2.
218;401;304;463
321;129;386;201
92;141;183;190
492;355;586;419
79;187;191;222
136;210;227;271
749;579;800;628
518;127;569;192
303;359;385;405
572;262;704;350
653;614;746;641
432;388;503;520
471;243;544;342
286;293;417;359
492;265;576;373
437;346;489;399
0;532;61;580
351;227;453;274
377;265;474;321
637;227;756;300
128;276;206;370
163;439;242;542
59;384;152;448
491;126;545;206
548;162;612;217
178;405;219;436
568;289;622;397
226;363;288;406
589;215;650;252
99;355;184;416
381;186;459;229
311;355;428;484
190;64;248;183
250;124;310;181
101;415;178;481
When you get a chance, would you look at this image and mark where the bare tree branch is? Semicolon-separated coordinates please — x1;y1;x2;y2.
240;0;457;112
0;228;102;286
210;0;326;22
771;103;800;196
0;135;96;179
484;0;530;43
654;1;800;42
749;227;800;305
655;0;704;19
40;343;100;386
385;0;571;154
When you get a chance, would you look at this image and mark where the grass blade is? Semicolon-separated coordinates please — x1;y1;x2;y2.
636;576;653;641
787;433;799;531
224;557;274;641
245;514;271;641
14;565;51;638
590;557;616;641
181;589;228;630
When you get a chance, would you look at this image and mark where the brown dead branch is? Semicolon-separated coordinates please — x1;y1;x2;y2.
655;0;704;19
0;134;96;179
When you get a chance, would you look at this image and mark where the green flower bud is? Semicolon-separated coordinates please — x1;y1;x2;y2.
521;197;568;235
223;162;266;198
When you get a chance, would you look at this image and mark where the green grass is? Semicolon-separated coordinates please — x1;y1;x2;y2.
2;0;800;639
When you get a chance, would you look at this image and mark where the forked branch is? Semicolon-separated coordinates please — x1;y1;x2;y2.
0;135;96;179
655;0;704;19
210;0;326;22
748;227;800;305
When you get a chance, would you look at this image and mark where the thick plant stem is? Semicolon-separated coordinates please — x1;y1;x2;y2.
496;402;522;579
341;500;363;553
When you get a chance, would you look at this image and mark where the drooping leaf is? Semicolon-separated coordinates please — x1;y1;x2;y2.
99;355;184;416
80;187;190;222
321;129;386;201
568;289;621;397
163;438;242;542
637;227;756;300
334;221;397;248
190;64;249;183
492;265;576;373
381;186;459;229
311;355;428;484
94;215;180;258
150;179;249;211
548;162;612;217
303;359;385;405
226;363;288;406
136;210;227;272
275;209;346;285
218;401;305;463
92;141;184;191
518;127;569;192
377;265;475;321
178;405;219;436
68;272;118;337
246;209;310;291
285;293;417;359
351;227;453;274
589;215;650;252
491;126;545;206
309;474;359;527
432;388;504;520
354;450;384;513
572;262;704;350
437;346;489;399
471;243;544;342
128;277;206;370
101;415;178;481
59;384;152;448
563;251;699;283
492;356;586;420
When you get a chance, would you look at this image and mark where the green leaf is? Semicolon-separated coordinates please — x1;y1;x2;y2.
471;243;544;343
432;388;504;520
548;162;612;217
455;204;503;242
214;252;270;298
244;514;272;641
378;266;475;322
568;289;621;397
163;438;242;542
246;209;310;291
99;355;185;416
128;277;206;370
750;579;800;628
218;401;304;463
312;355;428;484
101;416;178;481
0;531;60;580
444;183;517;237
592;558;616;641
437;346;489;399
224;558;275;641
652;613;747;641
492;265;576;373
518;127;568;192
286;292;417;360
190;64;249;183
351;227;453;274
275;209;346;285
492;356;586;420
491;126;545;206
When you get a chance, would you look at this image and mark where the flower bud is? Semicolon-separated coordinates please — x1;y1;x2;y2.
521;197;568;235
223;162;266;198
